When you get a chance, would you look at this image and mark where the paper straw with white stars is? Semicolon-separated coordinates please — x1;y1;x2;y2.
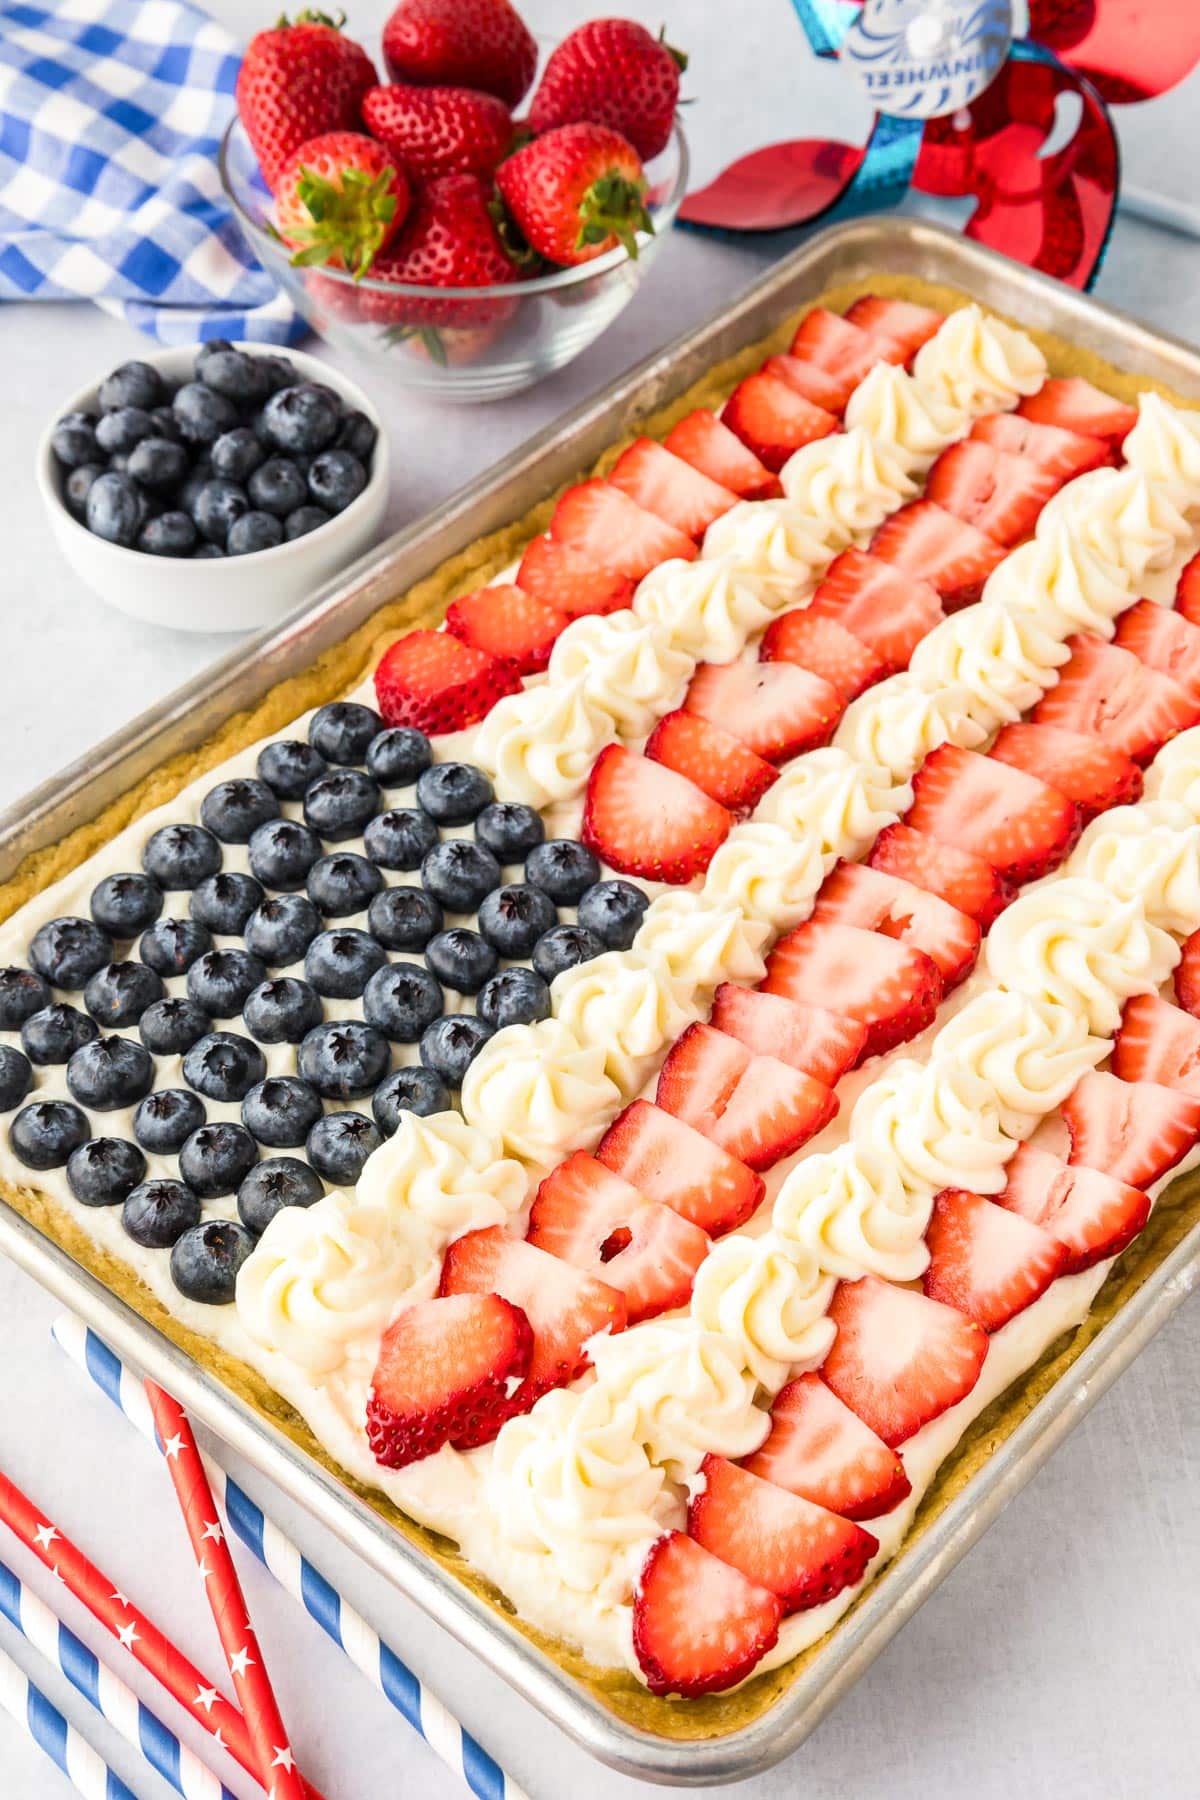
0;1638;141;1800
54;1315;527;1800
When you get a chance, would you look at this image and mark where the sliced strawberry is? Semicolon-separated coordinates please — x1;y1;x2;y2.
989;721;1143;819
596;1098;764;1236
745;1372;912;1521
923;1187;1067;1334
759;352;850;417
438;1227;626;1407
516;534;636;619
365;1293;532;1468
996;1142;1151;1274
845;294;942;362
722;370;838;472
1017;376;1138;446
1062;1070;1200;1188
549;478;697;579
632;1530;782;1698
444;582;567;675
907;743;1081;882
868;822;1016;927
664;408;782;500
1177;550;1200;630
1031;635;1199;763
925;439;1061;547
822;1275;988;1447
581;744;732;883
870;500;1006;610
683;659;843;762
760;608;890;701
608;436;739;540
1177;929;1200;1017
1114;992;1200;1097
1114;598;1200;703
710;984;868;1085
969;411;1112;481
812;859;980;989
374;630;520;734
644;710;778;813
526;1152;710;1326
656;1024;837;1171
810;547;944;667
655;1022;751;1128
689;1455;878;1614
790;306;889;396
764;920;943;1059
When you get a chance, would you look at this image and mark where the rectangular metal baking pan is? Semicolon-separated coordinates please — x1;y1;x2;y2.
3;217;1200;1786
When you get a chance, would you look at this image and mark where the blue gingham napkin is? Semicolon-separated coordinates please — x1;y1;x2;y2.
0;0;306;342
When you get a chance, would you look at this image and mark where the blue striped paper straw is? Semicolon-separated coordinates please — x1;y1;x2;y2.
0;1555;235;1800
0;1638;142;1800
53;1316;528;1800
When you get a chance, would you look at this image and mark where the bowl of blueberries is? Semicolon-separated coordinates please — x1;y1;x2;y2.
38;341;389;633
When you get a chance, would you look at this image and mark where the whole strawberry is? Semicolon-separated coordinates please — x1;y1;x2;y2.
529;19;686;160
236;12;377;193
362;83;513;180
381;0;537;107
275;132;410;277
360;173;522;341
496;123;652;266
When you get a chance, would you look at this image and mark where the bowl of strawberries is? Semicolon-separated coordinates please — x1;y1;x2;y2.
221;1;689;401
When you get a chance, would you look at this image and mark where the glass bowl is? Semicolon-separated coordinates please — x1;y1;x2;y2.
219;116;689;403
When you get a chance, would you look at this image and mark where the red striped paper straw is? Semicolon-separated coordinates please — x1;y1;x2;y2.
0;1467;324;1800
145;1381;306;1800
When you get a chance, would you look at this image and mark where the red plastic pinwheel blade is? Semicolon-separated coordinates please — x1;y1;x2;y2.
678;138;866;231
1028;0;1200;105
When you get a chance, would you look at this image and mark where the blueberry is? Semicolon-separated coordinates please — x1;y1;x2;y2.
303;769;380;841
309;702;382;766
138;917;212;975
138;511;198;557
10;1100;90;1169
242;976;323;1043
363;962;443;1041
143;823;222;889
133;1087;207;1154
421;841;501;913
84;960;165;1027
477;966;551;1029
532;923;604;982
247;457;307;518
227;510;284;555
478;884;556;958
336;410;377;461
238;1157;323;1234
257;738;327;800
65;463;105;516
425;928;497;995
192;543;225;559
307;852;383;916
170;1218;256;1303
200;778;279;844
95;406;155;455
284;504;331;540
298;1020;390;1099
474;801;544;861
179;1122;259;1199
210;426;265;483
526;840;601;904
183;1031;267;1103
420;1015;493;1086
66;1136;146;1206
190;871;265;933
192;477;249;545
366;726;431;786
363;807;437;871
21;1003;98;1065
67;1035;154;1110
149;406;184;443
0;967;51;1030
85;471;141;546
372;1065;449;1135
260;385;340;455
138;997;212;1055
417;765;494;828
29;916;112;988
178;461;212;515
0;1045;32;1111
123;1179;201;1249
52;418;100;469
307;448;367;514
91;873;163;938
241;1076;323;1149
187;949;267;1017
173;382;239;446
127;435;188;492
252;353;297;395
99;361;165;413
244;820;317;893
304;928;386;998
306;1111;381;1184
243;895;322;965
196;338;234;365
366;886;442;951
199;347;266;405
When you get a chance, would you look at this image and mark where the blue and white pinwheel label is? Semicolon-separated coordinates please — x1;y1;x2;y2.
840;0;1013;119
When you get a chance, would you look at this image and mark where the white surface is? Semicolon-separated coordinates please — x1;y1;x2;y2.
1;2;1198;1795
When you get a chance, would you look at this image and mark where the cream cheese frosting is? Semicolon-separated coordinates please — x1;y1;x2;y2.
688;1230;836;1389
546;611;693;738
1145;724;1200;812
842;361;967;474
930;989;1107;1136
701;820;826;933
473;675;614;809
1124;391;1200;513
833;671;987;783
586;1322;768;1480
849;1055;1020;1196
550;952;694;1096
1067;799;1200;937
1036;465;1192;587
699;497;835;600
982;521;1134;640
459;1018;622;1167
632;890;769;994
772;1142;932;1283
355;1110;528;1253
912;302;1047;415
631;556;780;664
778;427;917;547
907;602;1069;734
754;746;910;859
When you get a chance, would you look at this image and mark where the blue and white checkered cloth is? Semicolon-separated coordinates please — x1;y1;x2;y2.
0;0;306;342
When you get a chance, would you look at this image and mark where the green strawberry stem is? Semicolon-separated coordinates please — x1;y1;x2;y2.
576;173;654;261
658;26;688;72
276;9;347;28
288;164;398;279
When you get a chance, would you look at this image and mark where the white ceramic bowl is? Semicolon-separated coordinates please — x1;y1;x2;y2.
37;343;389;634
